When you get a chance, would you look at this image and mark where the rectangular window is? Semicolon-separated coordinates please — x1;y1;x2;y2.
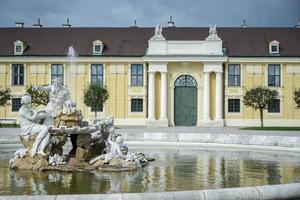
228;64;240;86
11;64;24;85
268;64;280;87
268;99;280;113
228;99;240;113
91;64;103;85
131;64;143;86
91;103;103;112
51;64;64;84
131;99;143;112
12;98;21;112
15;45;22;53
94;45;101;53
271;45;278;53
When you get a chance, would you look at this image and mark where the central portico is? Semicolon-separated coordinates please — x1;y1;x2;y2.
144;25;227;127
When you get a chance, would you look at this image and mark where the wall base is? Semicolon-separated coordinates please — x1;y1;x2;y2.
200;119;224;127
146;118;169;127
225;119;300;127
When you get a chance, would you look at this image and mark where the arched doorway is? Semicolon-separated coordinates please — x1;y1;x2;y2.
174;75;197;126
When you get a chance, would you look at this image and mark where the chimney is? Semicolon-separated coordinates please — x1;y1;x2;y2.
241;19;248;28
62;18;71;28
15;22;24;28
131;19;138;27
295;19;300;28
33;18;43;28
167;16;175;27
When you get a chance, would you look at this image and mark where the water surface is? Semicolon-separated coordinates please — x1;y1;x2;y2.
0;146;300;195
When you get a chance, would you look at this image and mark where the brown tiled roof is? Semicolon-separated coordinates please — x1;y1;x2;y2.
0;27;299;57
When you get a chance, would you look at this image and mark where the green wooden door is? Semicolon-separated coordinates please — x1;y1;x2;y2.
174;86;197;126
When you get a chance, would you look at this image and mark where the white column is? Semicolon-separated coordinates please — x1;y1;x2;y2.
148;71;155;120
215;71;223;121
160;72;168;119
203;71;211;121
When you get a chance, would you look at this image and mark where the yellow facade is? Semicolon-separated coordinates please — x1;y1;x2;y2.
0;58;300;126
225;60;300;126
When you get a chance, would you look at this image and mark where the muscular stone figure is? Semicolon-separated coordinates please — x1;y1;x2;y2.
33;77;75;126
19;95;50;157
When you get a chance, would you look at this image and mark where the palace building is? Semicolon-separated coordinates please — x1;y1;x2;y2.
0;23;299;127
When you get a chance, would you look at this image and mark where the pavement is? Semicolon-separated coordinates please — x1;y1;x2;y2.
0;126;299;144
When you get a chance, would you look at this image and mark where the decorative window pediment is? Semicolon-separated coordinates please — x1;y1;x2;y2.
269;40;280;54
14;40;25;55
93;40;104;55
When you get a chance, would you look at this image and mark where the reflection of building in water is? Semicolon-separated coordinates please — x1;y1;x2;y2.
0;164;11;194
1;149;300;194
195;154;209;189
241;160;271;186
163;152;176;190
281;163;300;184
224;159;241;187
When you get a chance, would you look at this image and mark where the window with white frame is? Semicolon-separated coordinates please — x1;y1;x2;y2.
14;40;24;55
268;99;280;113
91;64;103;85
228;99;240;113
131;64;143;86
51;64;64;84
268;64;280;87
11;64;24;85
12;98;22;112
269;40;280;54
93;40;104;55
228;64;240;86
131;98;143;112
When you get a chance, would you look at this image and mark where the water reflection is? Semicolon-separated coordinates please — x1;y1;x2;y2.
0;147;300;195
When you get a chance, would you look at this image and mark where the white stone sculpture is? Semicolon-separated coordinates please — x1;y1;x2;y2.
49;154;66;166
125;152;148;167
89;133;126;164
19;95;50;157
9;148;28;165
151;24;165;40
206;24;221;40
90;116;114;142
33;77;75;126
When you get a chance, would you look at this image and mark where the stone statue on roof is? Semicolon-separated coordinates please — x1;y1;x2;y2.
206;24;221;40
151;24;165;40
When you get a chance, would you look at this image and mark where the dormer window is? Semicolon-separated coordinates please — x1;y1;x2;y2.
93;40;104;55
14;40;24;55
269;40;280;54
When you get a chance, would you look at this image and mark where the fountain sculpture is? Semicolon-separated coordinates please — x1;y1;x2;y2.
9;46;152;172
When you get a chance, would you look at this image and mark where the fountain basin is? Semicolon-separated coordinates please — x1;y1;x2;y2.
0;145;300;197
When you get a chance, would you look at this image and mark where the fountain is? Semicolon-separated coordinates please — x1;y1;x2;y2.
8;46;152;172
67;46;77;67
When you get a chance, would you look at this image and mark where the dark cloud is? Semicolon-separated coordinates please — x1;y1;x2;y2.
0;0;299;27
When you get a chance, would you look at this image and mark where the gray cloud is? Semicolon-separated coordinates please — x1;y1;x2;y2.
0;0;299;27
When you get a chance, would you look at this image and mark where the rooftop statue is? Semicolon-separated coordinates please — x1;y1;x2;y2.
206;24;221;40
151;24;165;40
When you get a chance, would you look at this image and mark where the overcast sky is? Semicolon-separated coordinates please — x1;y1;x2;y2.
0;0;299;27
